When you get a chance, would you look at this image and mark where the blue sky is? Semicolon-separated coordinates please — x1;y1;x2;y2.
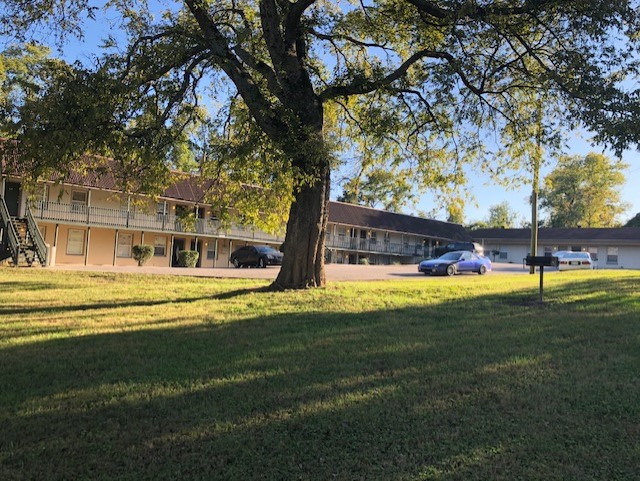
4;5;639;225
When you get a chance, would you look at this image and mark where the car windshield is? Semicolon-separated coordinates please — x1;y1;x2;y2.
256;246;279;254
439;252;462;260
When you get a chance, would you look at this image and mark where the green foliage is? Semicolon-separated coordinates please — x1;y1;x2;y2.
177;250;199;268
487;202;520;229
338;166;414;212
540;153;630;227
3;0;640;284
358;257;370;265
0;43;52;136
131;244;153;266
625;212;640;227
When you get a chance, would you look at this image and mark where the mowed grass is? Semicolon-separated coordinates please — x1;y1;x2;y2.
1;268;639;480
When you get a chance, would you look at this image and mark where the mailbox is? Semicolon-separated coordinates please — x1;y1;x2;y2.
526;256;558;267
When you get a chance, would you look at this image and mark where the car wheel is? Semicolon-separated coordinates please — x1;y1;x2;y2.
478;265;487;275
446;265;455;276
232;258;240;268
259;257;267;268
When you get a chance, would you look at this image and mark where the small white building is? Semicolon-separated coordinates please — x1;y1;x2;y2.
472;227;640;269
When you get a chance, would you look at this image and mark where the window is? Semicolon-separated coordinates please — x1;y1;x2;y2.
571;245;582;252
370;232;377;244
157;202;166;216
544;246;554;256
588;247;598;261
206;244;216;260
71;190;87;205
558;245;568;251
71;190;87;213
499;251;508;260
117;233;133;258
607;247;618;264
154;236;166;257
66;229;85;255
337;227;346;238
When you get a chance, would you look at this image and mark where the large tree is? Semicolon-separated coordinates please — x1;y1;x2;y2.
540;153;630;227
487;201;520;228
2;1;640;288
626;212;640;227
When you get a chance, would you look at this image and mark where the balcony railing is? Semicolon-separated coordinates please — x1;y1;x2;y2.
32;201;283;243
325;234;428;257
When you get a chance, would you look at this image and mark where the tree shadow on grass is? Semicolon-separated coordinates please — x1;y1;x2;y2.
1;276;639;480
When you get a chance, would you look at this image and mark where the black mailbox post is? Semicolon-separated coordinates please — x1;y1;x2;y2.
525;256;559;303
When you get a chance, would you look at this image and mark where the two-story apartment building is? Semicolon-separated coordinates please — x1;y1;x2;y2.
325;201;470;265
1;155;283;268
1;146;470;268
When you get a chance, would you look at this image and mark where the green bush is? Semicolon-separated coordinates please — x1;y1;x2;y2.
132;245;154;266
358;257;370;265
177;250;199;268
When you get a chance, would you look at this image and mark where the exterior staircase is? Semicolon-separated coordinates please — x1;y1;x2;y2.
0;197;48;267
6;217;42;267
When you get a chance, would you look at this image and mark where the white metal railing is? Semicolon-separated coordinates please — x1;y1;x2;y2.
32;200;283;243
325;234;428;257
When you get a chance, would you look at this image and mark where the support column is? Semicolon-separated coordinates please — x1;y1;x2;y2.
0;176;5;197
228;240;232;267
86;190;92;224
170;234;175;268
141;231;145;245
84;227;91;266
113;230;119;266
214;239;218;267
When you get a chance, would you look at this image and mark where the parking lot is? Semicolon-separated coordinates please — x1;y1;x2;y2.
52;261;533;281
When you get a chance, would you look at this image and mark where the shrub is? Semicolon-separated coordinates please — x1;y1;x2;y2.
132;245;154;266
177;250;199;268
358;257;370;265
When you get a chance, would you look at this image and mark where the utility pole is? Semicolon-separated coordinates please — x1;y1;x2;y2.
529;102;543;275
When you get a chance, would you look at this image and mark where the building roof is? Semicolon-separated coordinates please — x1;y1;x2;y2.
472;227;640;244
327;201;470;241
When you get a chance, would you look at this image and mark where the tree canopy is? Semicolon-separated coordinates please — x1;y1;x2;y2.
624;212;640;227
1;0;640;287
540;153;630;228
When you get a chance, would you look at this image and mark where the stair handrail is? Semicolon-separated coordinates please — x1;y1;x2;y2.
26;202;48;265
0;195;20;264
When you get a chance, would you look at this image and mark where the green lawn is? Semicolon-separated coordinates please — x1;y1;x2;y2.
1;268;639;480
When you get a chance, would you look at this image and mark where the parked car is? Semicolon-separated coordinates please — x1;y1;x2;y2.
418;250;492;276
230;245;283;268
433;241;484;258
555;251;594;271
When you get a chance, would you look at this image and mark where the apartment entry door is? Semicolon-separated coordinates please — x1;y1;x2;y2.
190;239;202;268
4;182;21;217
172;238;185;267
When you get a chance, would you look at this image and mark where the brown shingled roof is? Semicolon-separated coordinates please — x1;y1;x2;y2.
327;201;470;241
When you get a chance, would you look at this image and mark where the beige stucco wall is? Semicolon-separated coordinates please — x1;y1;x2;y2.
87;228;116;265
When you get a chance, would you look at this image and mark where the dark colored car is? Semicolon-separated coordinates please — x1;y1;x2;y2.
418;250;492;276
230;245;283;268
433;241;484;258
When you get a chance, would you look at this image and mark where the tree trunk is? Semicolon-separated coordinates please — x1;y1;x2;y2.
274;164;330;289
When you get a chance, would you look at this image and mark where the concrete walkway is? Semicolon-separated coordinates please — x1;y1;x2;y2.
51;262;531;281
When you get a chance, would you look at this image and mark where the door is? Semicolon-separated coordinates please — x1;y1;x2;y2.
4;182;20;217
172;238;185;267
190;239;202;267
457;253;474;272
